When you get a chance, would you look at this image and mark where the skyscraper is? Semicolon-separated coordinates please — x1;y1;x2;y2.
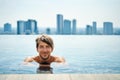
72;19;77;34
17;19;38;35
86;25;92;35
63;19;71;34
26;19;38;34
4;23;12;33
103;22;113;35
57;14;63;34
17;20;26;34
92;21;97;34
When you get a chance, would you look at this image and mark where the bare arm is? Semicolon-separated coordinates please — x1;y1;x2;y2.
54;56;65;63
24;56;34;62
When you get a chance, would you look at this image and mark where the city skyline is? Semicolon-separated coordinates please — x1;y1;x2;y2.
0;16;120;35
0;0;120;28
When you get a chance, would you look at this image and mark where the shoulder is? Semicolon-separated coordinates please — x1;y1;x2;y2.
32;56;40;62
52;56;65;63
48;56;56;62
33;55;39;60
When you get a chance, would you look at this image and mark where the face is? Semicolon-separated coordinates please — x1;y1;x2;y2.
37;41;53;60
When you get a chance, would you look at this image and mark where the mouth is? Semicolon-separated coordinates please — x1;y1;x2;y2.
43;54;48;58
40;54;50;60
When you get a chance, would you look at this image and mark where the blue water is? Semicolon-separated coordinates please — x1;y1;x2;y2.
0;35;120;74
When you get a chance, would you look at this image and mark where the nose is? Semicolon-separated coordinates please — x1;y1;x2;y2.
42;47;48;52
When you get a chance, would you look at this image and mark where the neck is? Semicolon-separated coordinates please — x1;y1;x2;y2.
39;55;50;60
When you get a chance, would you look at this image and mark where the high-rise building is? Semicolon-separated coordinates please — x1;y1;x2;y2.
17;19;38;35
4;23;12;33
26;19;38;34
103;22;113;35
63;19;71;34
92;21;97;34
57;14;63;34
17;20;26;34
86;25;92;35
72;19;77;34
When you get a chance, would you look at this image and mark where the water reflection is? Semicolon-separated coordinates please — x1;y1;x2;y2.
37;66;53;74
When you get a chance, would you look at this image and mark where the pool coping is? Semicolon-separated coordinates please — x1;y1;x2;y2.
0;74;120;80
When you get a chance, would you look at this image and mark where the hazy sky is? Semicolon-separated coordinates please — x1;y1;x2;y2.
0;0;120;28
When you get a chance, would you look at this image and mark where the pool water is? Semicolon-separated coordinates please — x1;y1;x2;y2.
0;35;120;74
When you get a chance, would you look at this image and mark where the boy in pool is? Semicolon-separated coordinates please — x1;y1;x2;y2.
24;34;65;73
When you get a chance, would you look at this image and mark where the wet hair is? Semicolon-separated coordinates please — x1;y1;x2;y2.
36;34;54;49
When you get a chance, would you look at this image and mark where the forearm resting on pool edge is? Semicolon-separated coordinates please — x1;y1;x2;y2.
24;57;34;62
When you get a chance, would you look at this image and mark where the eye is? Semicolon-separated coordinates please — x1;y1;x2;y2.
39;45;44;49
46;45;50;48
